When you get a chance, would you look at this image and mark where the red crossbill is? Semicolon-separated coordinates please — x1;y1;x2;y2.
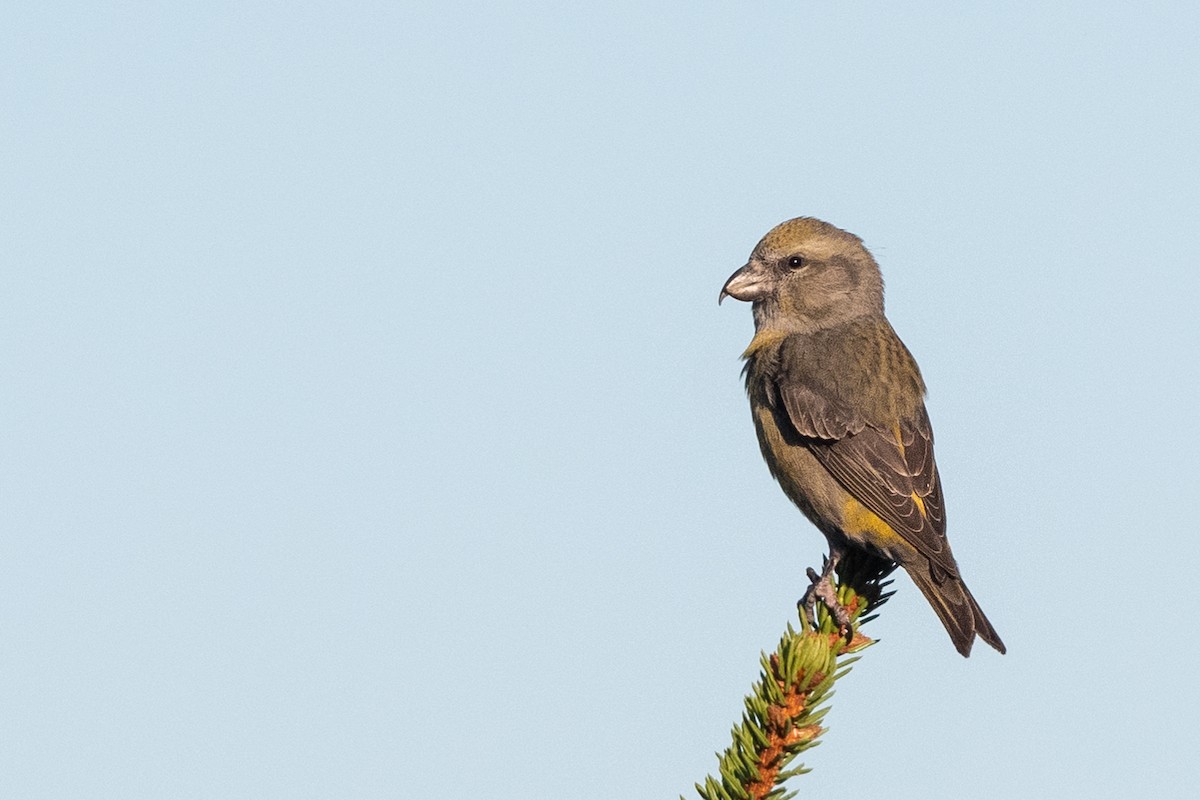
721;217;1004;657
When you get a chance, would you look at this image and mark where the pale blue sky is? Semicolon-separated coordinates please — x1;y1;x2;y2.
3;2;1199;798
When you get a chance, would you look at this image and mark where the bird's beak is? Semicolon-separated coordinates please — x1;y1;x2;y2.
719;261;771;304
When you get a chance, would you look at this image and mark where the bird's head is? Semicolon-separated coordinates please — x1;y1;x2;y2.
720;217;884;333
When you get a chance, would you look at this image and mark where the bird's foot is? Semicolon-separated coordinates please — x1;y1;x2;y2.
798;560;853;642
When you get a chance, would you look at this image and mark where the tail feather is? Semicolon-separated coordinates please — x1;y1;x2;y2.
965;584;1006;655
908;566;1006;657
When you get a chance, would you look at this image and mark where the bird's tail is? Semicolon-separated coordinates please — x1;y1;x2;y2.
908;564;1006;657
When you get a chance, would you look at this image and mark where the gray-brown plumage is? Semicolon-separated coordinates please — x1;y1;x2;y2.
721;217;1004;657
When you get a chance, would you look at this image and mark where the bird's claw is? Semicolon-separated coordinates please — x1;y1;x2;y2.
799;560;853;641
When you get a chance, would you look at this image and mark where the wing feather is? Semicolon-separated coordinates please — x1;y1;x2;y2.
781;390;956;576
778;384;865;440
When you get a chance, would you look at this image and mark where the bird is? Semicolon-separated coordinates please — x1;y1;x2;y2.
720;217;1005;657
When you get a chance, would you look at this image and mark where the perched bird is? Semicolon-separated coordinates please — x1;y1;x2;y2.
720;217;1005;657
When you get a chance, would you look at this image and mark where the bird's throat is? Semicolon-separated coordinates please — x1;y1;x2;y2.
741;328;788;359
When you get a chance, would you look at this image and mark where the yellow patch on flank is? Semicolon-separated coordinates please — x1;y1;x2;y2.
742;328;788;359
841;497;902;544
911;492;927;517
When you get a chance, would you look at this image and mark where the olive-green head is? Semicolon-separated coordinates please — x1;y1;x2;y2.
720;217;885;332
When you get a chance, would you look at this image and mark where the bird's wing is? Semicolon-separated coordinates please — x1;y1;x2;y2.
778;384;866;440
782;394;957;577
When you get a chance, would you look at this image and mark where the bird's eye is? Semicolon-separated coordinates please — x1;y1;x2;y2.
786;256;805;270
